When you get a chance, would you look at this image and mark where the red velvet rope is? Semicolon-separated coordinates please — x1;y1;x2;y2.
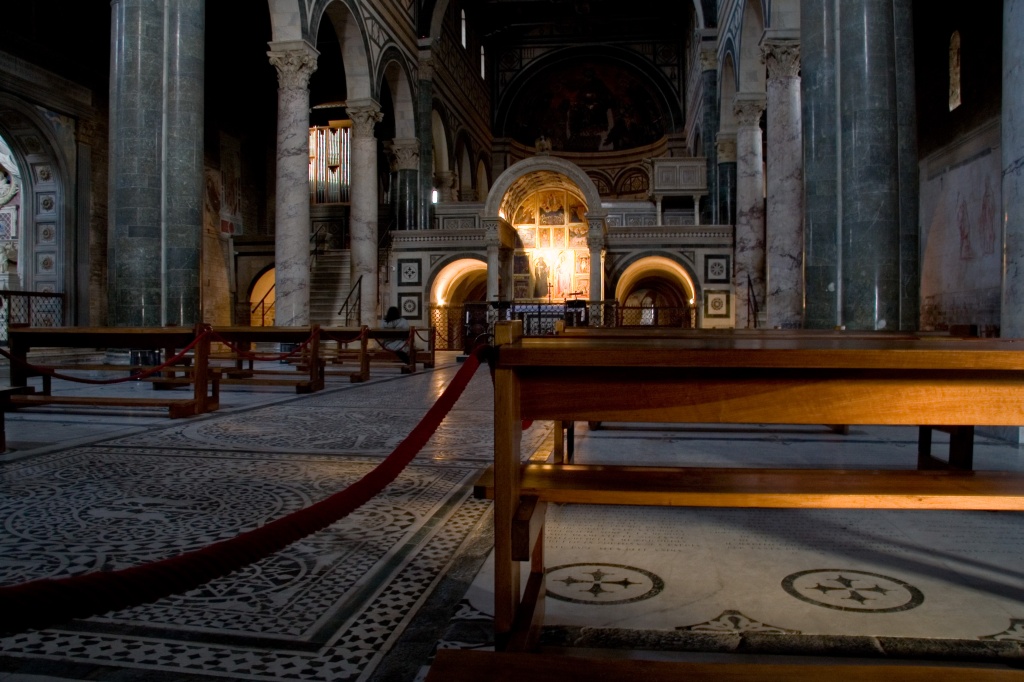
0;344;490;634
0;331;211;385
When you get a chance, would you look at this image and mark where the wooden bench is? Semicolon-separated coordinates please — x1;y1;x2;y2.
5;326;219;418
425;649;1023;682
208;326;324;393
321;326;423;382
548;322;974;468
482;320;1024;653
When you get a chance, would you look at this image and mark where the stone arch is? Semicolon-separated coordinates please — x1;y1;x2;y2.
738;0;766;93
612;254;699;327
268;0;311;42
719;51;738;133
431;108;450;174
0;94;74;314
428;255;487;307
484;156;604;222
380;52;416;139
475;155;490;202
454;132;473;200
319;1;373;101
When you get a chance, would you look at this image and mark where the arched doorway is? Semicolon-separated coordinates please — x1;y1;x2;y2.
428;257;486;349
614;255;697;327
249;267;276;327
0;96;74;319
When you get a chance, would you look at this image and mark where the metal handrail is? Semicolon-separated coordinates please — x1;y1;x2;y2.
337;275;362;325
251;284;275;326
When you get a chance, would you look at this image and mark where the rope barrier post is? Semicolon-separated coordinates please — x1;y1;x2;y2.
492;319;524;648
193;325;212;414
309;325;324;391
357;325;370;382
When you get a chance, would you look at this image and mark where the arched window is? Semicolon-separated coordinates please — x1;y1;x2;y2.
949;30;962;111
461;10;467;48
480;46;486;79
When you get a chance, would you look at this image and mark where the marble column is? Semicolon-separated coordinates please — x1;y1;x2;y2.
348;100;383;326
733;95;766;329
716;133;737;226
108;0;204;327
839;0;902;330
388;138;420;231
268;42;317;327
801;0;917;331
700;48;720;225
894;0;920;331
417;42;435;230
763;40;803;329
800;0;840;328
1001;0;1024;337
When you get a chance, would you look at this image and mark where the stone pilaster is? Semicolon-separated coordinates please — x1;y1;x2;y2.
1002;0;1024;337
763;40;803;329
348;100;383;326
268;42;318;326
733;95;766;329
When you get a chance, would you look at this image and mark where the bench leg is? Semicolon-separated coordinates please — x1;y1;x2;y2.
919;426;974;471
553;421;564;464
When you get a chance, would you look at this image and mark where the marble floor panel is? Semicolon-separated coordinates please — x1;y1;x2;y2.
0;445;492;681
3;351;1024;680
442;422;1024;667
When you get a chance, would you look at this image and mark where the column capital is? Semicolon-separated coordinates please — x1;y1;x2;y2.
267;41;319;90
418;54;435;81
386;138;421;171
700;48;718;72
733;94;766;127
347;99;383;137
762;40;801;80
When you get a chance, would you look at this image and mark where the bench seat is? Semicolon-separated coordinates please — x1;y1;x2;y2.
425;649;1023;682
474;463;1024;511
5;393;215;418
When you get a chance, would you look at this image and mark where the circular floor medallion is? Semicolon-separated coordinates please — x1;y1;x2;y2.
782;569;924;612
546;563;664;605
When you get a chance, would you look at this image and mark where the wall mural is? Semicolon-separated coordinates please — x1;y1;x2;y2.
514;190;590;301
503;58;667;153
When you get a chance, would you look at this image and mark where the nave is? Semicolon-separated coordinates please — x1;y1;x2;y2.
1;356;1023;680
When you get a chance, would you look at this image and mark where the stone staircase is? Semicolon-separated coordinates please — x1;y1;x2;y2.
310;249;357;327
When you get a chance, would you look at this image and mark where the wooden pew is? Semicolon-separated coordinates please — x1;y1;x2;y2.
414;326;436;368
322;326;422;382
481;320;1024;653
548;321;973;468
316;327;371;382
425;649;1023;682
5;326;219;418
208;325;324;393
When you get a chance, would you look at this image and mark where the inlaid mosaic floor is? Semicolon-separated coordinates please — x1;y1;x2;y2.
0;360;531;681
3;357;1024;680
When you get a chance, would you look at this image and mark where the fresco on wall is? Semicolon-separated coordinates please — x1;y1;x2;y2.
514;189;589;301
920;144;1001;332
503;58;667;152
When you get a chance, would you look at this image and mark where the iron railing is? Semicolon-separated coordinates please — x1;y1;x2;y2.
250;285;275;327
1;290;66;344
